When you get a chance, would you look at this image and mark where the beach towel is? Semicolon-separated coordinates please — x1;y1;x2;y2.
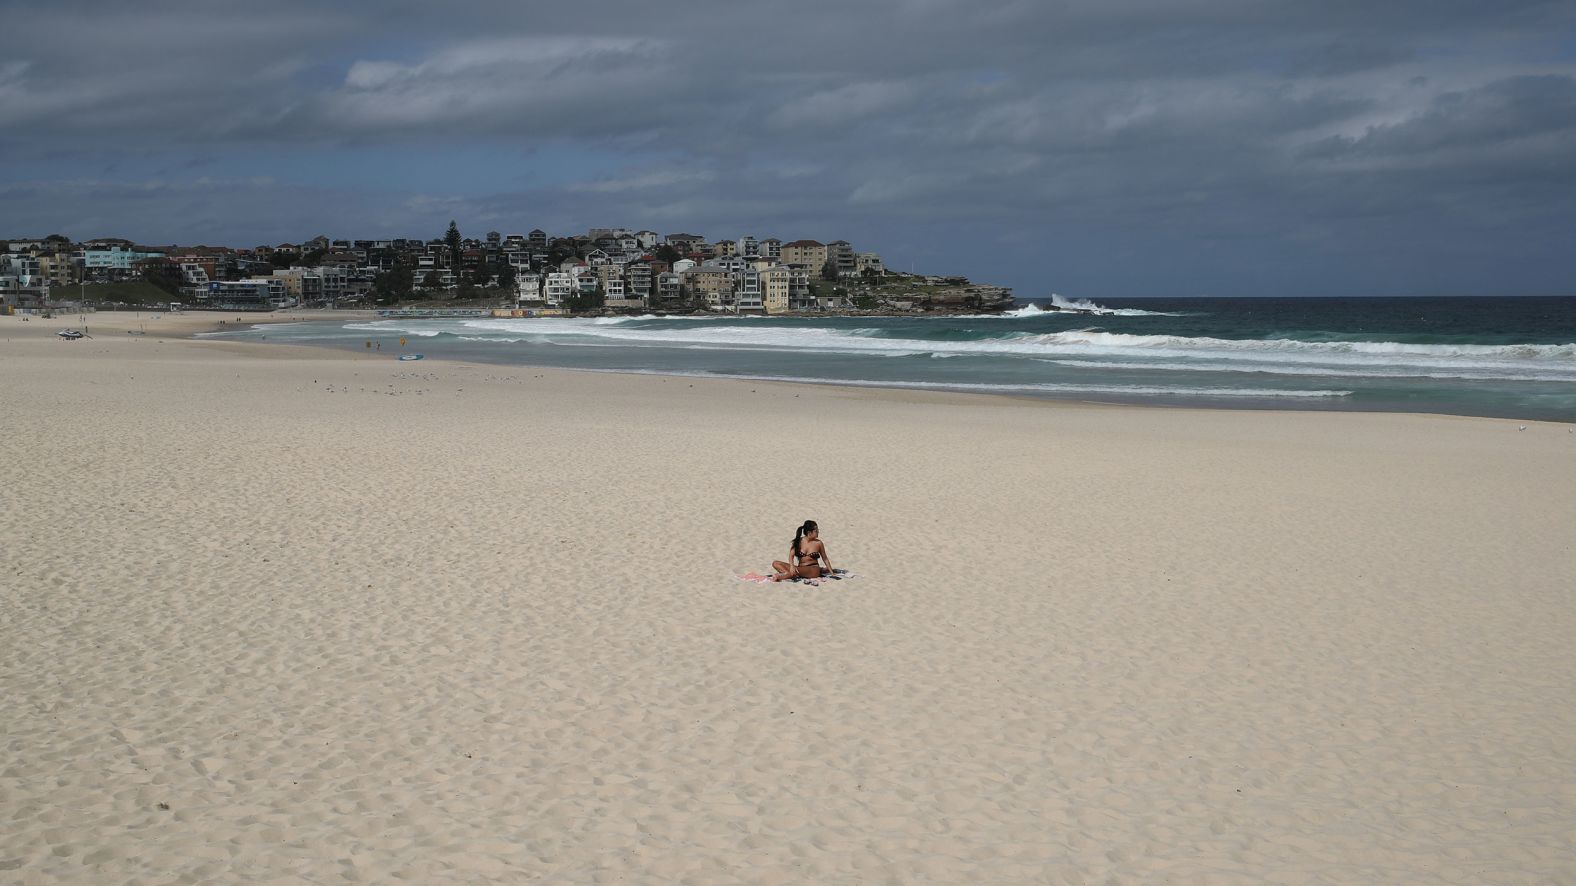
736;568;855;587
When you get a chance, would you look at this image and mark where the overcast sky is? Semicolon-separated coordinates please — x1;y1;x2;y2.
3;1;1574;297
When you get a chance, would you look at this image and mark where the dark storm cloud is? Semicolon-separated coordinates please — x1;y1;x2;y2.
4;0;1574;295
1305;75;1576;171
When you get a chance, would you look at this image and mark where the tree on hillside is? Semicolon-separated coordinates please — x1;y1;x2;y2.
373;265;414;304
423;270;443;289
142;263;185;296
564;285;604;314
654;244;682;264
546;245;575;268
444;221;462;272
496;262;517;293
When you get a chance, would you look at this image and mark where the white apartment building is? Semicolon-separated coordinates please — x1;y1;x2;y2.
734;268;764;313
181;263;210;287
542;272;573;306
515;273;542;302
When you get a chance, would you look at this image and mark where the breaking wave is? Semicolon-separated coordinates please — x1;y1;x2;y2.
344;318;1576;376
954;298;1185;319
1039;294;1189;317
567;368;1350;398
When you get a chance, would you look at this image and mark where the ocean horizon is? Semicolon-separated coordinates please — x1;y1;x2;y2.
214;295;1576;422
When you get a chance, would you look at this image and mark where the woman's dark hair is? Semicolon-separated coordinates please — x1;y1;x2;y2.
792;520;818;557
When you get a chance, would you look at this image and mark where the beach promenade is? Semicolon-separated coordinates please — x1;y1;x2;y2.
3;311;1573;883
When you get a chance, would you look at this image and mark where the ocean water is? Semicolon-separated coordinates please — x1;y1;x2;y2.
216;295;1576;421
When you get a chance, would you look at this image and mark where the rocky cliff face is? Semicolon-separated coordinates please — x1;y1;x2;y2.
908;285;1015;311
853;273;1016;313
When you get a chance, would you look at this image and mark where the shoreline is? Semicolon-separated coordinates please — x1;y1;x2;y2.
182;310;1576;425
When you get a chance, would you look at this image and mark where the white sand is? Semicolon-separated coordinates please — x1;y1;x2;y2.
3;311;1574;883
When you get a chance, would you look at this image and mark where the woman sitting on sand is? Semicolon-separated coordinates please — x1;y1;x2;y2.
771;520;832;581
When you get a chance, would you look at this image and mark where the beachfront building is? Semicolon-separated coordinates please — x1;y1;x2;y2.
320;266;353;301
83;246;164;279
2;254;43;288
37;253;77;288
856;252;885;275
181;263;211;290
684;267;733;310
788;268;815;310
271;267;321;302
594;264;619;291
761;266;792;314
268;265;348;304
827;240;856;278
203;278;289;310
167;251;224;285
542;272;573;306
515;273;542;303
624;263;652;302
0;273;47;310
780;239;827;272
734;268;764;313
655;271;683;303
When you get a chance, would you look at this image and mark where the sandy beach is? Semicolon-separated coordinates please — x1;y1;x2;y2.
3;310;1574;884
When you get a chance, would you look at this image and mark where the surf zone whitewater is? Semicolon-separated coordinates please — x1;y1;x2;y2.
217;296;1576;421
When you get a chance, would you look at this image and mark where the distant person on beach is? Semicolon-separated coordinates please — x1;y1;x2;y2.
771;520;832;581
